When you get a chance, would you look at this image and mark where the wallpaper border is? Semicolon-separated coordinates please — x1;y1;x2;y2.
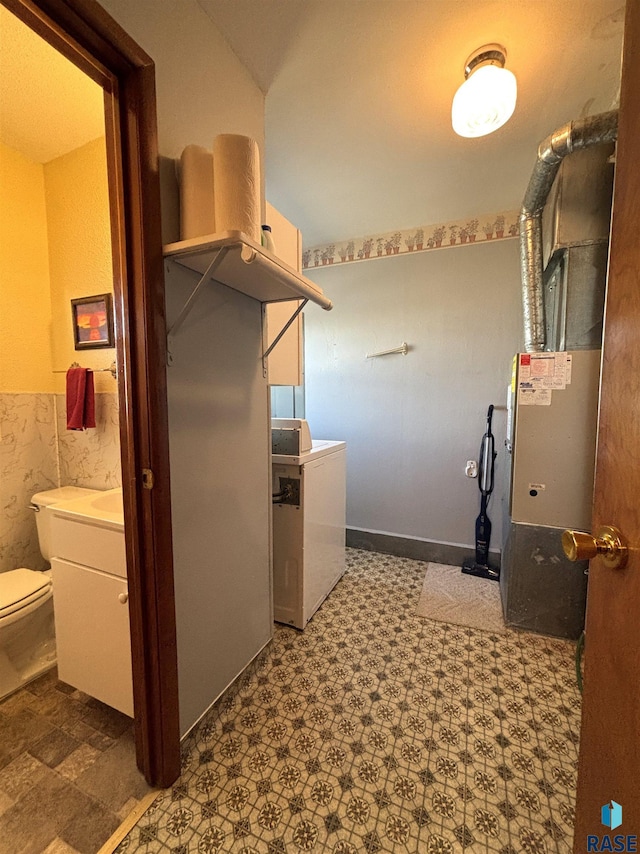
303;210;520;270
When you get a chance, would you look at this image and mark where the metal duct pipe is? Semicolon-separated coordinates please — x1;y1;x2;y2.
519;110;618;352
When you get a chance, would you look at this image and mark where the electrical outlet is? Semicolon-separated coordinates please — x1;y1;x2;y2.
278;477;300;506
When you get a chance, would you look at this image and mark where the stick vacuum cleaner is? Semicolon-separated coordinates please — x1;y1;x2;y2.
462;404;500;581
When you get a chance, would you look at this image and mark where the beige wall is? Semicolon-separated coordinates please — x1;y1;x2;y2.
44;137;115;394
0;143;53;393
99;0;265;243
0;137;114;395
1;136;120;574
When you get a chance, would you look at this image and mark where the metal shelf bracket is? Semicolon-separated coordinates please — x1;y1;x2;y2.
262;299;308;375
166;247;229;365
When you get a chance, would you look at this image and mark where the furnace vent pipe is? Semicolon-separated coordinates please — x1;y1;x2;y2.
519;110;618;352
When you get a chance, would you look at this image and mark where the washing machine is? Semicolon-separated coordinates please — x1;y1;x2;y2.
272;437;346;629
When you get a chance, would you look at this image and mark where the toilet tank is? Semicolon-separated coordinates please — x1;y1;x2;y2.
31;486;101;561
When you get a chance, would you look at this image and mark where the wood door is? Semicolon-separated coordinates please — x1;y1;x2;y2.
573;0;640;843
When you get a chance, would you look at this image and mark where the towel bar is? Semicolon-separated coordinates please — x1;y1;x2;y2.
366;343;409;358
53;361;118;379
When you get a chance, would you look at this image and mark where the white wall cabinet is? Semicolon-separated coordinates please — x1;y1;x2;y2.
51;558;133;716
265;201;304;386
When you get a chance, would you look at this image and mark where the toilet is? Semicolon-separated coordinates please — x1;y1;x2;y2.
0;486;99;701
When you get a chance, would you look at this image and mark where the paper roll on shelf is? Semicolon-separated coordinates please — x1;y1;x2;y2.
213;134;261;243
179;145;215;240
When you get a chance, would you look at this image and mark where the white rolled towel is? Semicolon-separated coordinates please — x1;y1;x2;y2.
213;134;261;243
179;145;215;240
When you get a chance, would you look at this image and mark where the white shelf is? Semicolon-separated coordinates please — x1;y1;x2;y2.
163;230;333;310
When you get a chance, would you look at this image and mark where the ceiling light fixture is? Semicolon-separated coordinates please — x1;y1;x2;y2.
452;44;517;138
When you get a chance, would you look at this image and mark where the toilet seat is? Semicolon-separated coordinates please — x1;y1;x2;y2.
0;569;52;620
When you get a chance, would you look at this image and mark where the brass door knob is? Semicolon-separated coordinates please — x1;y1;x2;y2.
562;525;628;570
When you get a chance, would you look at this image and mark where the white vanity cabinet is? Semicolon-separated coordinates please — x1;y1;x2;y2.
49;489;133;716
50;558;133;716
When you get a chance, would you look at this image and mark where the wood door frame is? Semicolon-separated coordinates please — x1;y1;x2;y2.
2;0;180;786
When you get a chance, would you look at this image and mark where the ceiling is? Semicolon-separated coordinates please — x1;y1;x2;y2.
199;0;624;245
0;5;104;164
0;1;622;241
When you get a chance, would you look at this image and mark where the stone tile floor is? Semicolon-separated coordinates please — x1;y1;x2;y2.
0;668;151;854
116;549;580;853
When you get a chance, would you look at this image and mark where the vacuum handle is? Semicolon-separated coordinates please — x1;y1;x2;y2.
478;404;496;496
486;403;494;430
479;435;495;494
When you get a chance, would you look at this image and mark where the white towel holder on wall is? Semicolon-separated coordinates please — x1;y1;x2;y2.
366;343;409;359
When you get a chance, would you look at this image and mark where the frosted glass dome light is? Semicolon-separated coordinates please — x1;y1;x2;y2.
452;45;517;138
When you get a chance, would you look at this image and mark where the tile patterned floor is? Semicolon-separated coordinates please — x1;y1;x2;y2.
116;549;581;854
0;669;152;854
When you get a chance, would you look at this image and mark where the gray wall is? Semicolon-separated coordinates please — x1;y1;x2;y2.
99;0;265;244
304;239;524;553
99;0;268;735
165;264;272;736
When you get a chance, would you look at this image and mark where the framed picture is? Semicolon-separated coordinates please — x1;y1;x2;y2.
71;294;114;350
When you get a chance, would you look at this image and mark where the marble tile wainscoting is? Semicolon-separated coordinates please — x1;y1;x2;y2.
54;392;121;490
0;393;58;574
0;391;121;574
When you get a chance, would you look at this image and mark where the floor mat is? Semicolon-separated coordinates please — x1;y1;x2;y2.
416;561;506;632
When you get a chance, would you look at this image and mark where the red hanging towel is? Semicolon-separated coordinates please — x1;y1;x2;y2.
83;370;96;428
66;367;96;430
